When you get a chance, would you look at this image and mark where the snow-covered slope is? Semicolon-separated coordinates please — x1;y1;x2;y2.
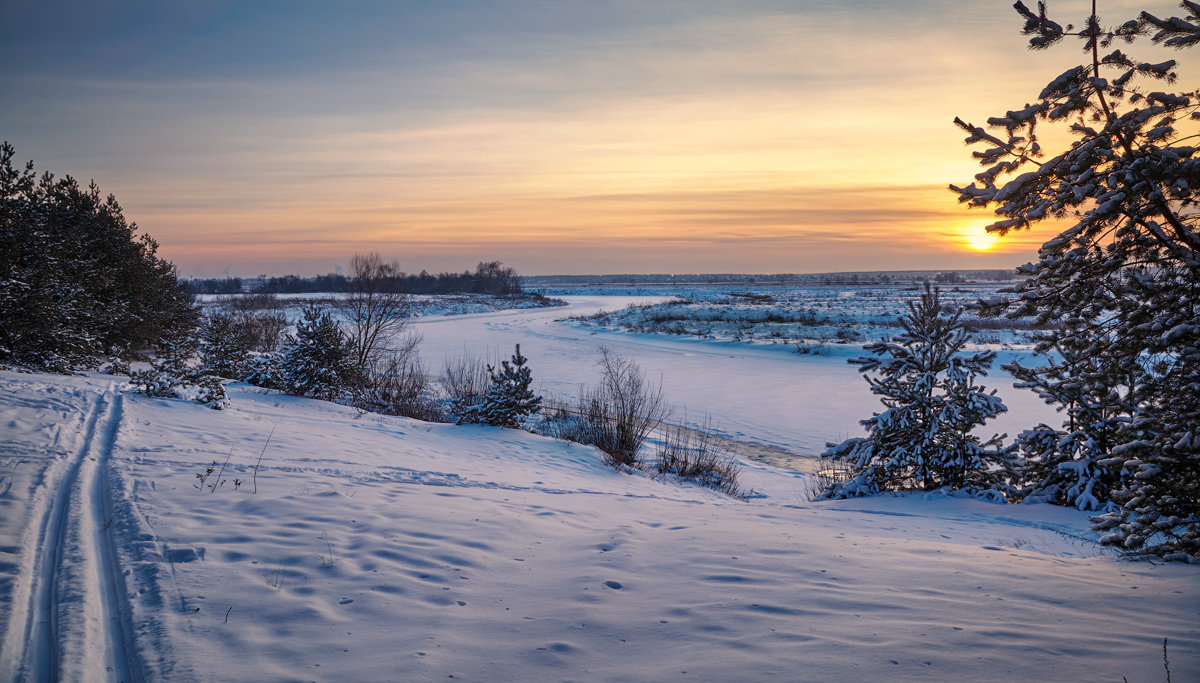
1;371;1196;681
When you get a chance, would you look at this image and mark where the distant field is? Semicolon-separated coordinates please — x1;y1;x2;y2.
196;291;566;319
561;283;1046;352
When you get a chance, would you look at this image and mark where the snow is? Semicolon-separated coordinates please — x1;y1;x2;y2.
564;284;1039;352
412;294;1051;462
1;295;1197;681
196;292;565;320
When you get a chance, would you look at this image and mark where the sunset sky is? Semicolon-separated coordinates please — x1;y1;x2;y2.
2;0;1191;277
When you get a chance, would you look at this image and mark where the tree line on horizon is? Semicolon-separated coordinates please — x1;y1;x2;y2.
520;270;1018;286
185;260;524;297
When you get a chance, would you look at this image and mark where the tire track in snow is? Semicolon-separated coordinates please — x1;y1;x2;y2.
15;385;143;682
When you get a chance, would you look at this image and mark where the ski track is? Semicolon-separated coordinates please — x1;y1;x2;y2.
87;390;144;683
13;385;143;682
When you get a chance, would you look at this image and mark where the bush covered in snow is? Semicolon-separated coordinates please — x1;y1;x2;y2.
128;358;228;410
241;354;286;391
456;344;543;429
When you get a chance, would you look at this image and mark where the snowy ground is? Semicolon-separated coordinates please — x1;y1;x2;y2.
1;295;1197;681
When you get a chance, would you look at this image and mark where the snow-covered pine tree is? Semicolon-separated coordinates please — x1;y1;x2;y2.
241;353;286;390
951;1;1199;560
475;344;542;429
128;334;228;410
446;391;486;425
199;312;250;379
279;305;356;401
1;142;197;372
820;285;1011;500
1010;320;1128;511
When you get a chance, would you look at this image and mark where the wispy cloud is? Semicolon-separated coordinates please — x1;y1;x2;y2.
0;0;1179;275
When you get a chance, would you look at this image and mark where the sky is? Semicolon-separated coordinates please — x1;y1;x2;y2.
2;0;1193;277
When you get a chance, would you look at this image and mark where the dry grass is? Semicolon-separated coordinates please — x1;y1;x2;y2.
798;456;855;501
654;420;744;498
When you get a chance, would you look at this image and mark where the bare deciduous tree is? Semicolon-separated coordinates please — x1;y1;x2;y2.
336;252;412;375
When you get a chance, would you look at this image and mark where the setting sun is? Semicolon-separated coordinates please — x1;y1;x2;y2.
961;224;1000;251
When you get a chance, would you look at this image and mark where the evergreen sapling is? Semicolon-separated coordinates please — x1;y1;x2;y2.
474;344;542;429
199;312;250;379
820;285;1013;500
279;305;356;401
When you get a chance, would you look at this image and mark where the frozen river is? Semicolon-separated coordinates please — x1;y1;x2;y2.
411;295;1054;465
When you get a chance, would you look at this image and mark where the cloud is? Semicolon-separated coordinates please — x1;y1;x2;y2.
8;0;1172;277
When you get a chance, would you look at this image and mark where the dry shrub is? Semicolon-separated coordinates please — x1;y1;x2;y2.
239;310;289;353
216;294;288;352
799;456;855;501
336;252;412;371
655;420;743;498
441;349;491;421
570;347;669;469
218;292;281;312
353;334;444;421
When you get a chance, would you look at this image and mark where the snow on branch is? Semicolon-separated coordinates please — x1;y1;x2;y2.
1142;5;1200;48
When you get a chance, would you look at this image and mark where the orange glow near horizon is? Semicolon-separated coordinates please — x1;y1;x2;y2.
129;60;1071;276
11;1;1176;276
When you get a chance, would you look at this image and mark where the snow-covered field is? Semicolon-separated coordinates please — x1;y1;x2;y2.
565;283;1040;352
197;292;565;320
1;295;1197;681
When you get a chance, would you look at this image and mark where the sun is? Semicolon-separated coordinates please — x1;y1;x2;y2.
960;224;1000;251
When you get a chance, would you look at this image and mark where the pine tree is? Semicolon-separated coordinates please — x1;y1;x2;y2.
447;391;486;425
279;305;356;401
0;142;197;371
127;329;228;410
951;2;1199;560
241;353;286;391
1010;320;1128;511
820;285;1012;499
475;344;542;429
128;358;229;410
199;312;250;379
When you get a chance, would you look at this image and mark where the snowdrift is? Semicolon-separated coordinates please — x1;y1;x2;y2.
0;371;1196;681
